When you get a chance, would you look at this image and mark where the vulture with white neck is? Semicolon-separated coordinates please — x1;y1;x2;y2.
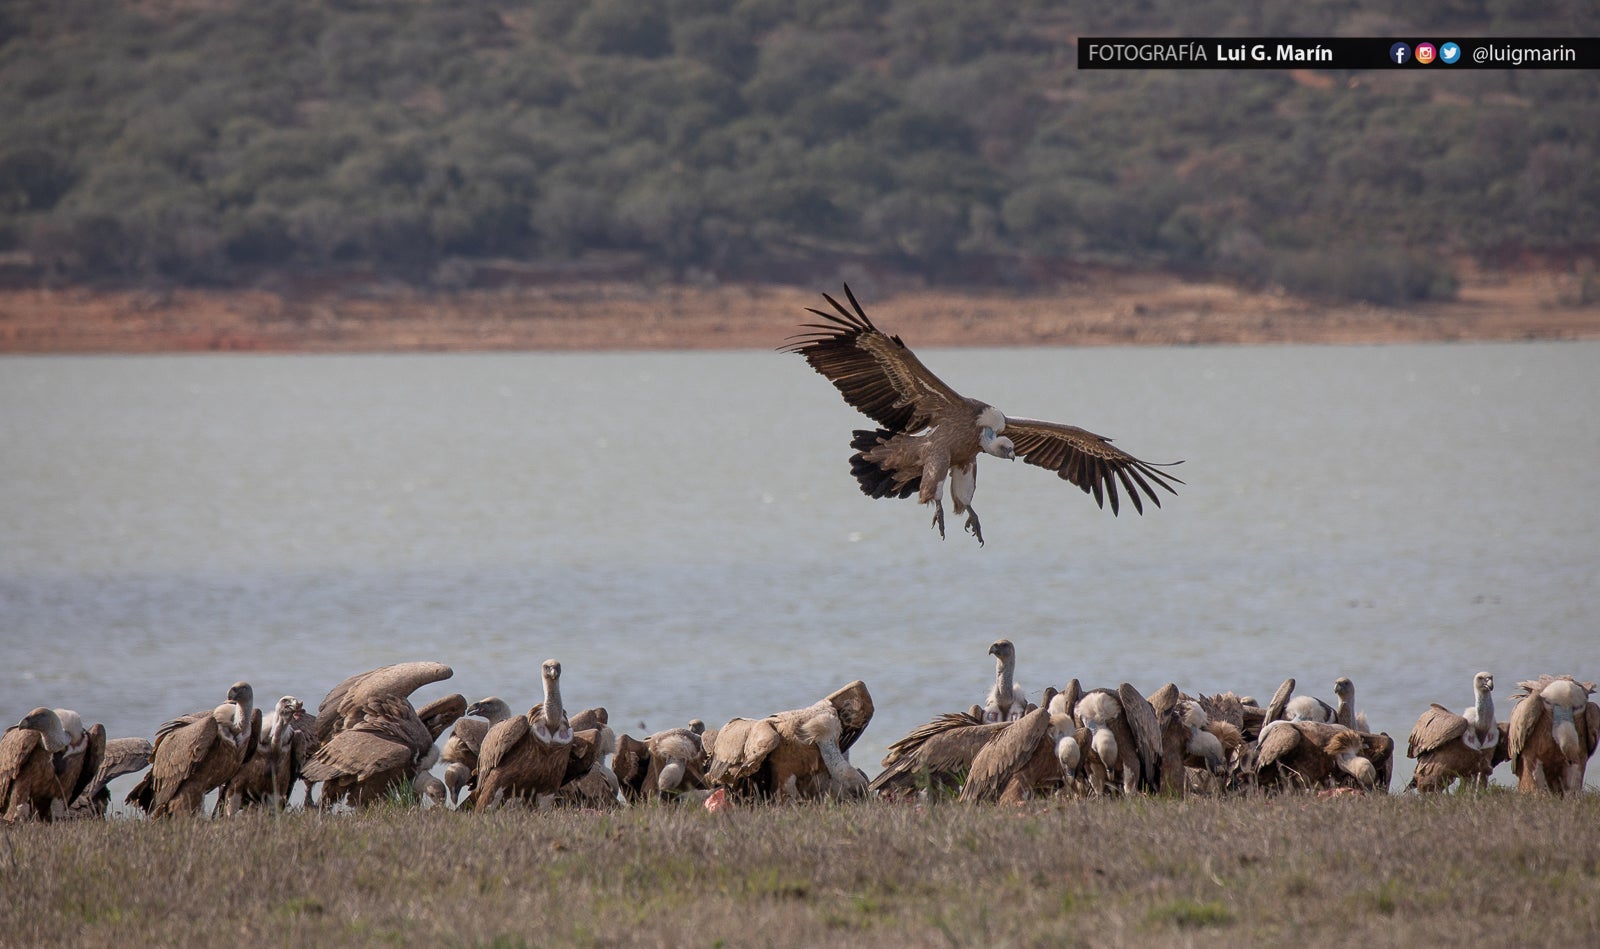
1252;721;1378;792
1073;684;1163;795
47;709;105;819
1407;671;1503;792
614;725;708;802
1508;675;1600;796
983;639;1027;723
783;285;1181;544
223;696;308;812
475;659;579;810
1;707;71;822
706;680;874;801
134;682;260;817
959;705;1081;803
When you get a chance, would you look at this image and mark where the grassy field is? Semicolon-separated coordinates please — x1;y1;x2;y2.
4;792;1599;947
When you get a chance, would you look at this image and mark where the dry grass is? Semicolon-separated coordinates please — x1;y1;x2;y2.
4;792;1599;947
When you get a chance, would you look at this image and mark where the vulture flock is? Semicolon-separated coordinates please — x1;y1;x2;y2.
3;648;1597;823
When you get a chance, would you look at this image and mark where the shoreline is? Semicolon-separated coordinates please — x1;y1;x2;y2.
2;268;1598;353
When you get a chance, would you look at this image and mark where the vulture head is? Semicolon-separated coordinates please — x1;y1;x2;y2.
228;682;254;707
467;697;512;721
1327;730;1376;787
1474;671;1494;696
17;707;69;753
52;708;87;753
976;407;1016;460
1333;678;1354;702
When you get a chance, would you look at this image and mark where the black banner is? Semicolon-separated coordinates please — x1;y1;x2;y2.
1077;37;1600;69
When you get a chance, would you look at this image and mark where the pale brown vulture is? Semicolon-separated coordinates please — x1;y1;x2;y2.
440;696;512;806
302;663;463;808
475;659;578;810
958;706;1080;803
983;639;1027;723
783;285;1182;543
48;709;105;819
135;682;260;818
1508;675;1600;796
706;680;874;801
1332;677;1370;732
1252;721;1377;791
70;736;152;817
1406;671;1501;792
869;707;1007;797
614;725;707;802
1073;684;1163;794
1;708;70;822
222;696;309;813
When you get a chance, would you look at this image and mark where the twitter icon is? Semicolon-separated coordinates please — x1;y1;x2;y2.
1440;42;1461;64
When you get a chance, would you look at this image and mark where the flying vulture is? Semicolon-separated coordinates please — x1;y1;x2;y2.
783;285;1182;543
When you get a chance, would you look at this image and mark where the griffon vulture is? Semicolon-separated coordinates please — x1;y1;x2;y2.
1406;671;1502;792
614;726;708;802
1;708;70;822
552;722;621;809
223;696;308;813
783;285;1182;544
70;736;152;817
302;692;460;808
440;696;512;806
706;680;874;801
983;639;1027;723
1508;675;1600;796
474;659;578;810
137;682;260;817
47;709;105;819
958;706;1080;803
1073;684;1163;795
869;707;1008;797
1252;721;1377;792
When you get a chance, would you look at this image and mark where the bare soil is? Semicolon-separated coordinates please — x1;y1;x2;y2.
2;267;1597;353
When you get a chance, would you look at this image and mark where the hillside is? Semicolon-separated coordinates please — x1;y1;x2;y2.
2;0;1598;310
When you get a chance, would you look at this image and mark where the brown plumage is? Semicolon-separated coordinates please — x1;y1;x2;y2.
614;726;707;802
301;693;443;807
1073;684;1164;795
1508;675;1600;796
707;681;874;801
552;727;620;809
223;696;309;813
313;661;455;745
783;285;1181;544
70;736;152;817
869;708;1006;796
475;659;577;810
141;682;260;818
959;707;1078;803
1407;679;1501;793
1252;721;1377;792
1;708;70;822
49;710;105;819
440;697;512;805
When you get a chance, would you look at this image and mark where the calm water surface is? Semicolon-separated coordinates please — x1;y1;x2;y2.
3;341;1597;793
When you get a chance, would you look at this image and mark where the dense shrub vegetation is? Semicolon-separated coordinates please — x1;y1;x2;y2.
1;0;1596;301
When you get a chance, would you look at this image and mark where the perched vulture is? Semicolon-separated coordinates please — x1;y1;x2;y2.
1073;684;1163;795
982;639;1027;723
313;661;455;745
782;285;1181;544
1;708;70;822
302;661;462;808
706;680;874;801
1508;675;1600;796
614;725;708;802
135;682;260;818
1252;721;1377;792
1147;685;1238;794
1332;678;1370;732
869;707;1007;797
958;706;1080;804
440;696;512;806
70;736;153;817
48;709;105;819
475;659;578;810
223;696;309;813
1407;671;1501;792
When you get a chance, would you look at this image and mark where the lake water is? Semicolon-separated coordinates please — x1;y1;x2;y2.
3;341;1597;796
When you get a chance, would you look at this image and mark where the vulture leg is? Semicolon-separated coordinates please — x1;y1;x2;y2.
930;499;946;539
963;507;984;546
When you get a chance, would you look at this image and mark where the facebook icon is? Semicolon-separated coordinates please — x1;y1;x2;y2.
1390;42;1410;64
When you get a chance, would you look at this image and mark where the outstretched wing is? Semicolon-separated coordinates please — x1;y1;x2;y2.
1002;416;1182;515
781;284;966;433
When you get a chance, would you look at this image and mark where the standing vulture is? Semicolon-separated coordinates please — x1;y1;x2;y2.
440;697;512;806
1252;721;1377;792
706;681;874;801
303;662;463;807
475;659;578;810
783;285;1182;543
958;706;1080;803
223;696;309;812
1073;684;1163;795
1508;675;1600;796
614;725;708;802
48;709;105;819
0;708;70;822
869;707;1007;797
1406;671;1502;792
70;737;153;817
983;639;1027;723
136;682;260;818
